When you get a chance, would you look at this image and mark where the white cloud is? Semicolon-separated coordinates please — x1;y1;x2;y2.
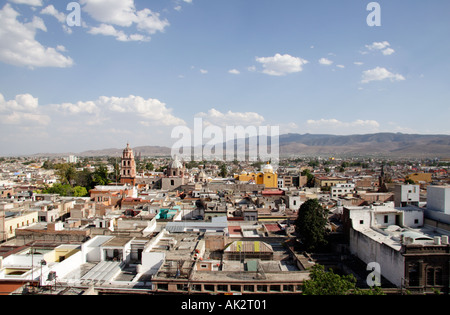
0;4;73;68
228;69;240;75
306;119;380;134
336;65;345;69
197;108;265;127
256;53;308;76
56;101;98;115
101;95;186;126
319;58;333;66
40;5;66;23
361;67;405;84
80;0;169;34
88;23;150;42
354;61;364;66
9;0;42;6
0;92;50;126
200;69;208;74
382;48;395;56
365;41;395;56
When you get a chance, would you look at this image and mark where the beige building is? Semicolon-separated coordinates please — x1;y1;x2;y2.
1;210;38;241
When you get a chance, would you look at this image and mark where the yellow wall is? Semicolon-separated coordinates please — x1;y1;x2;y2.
235;172;278;188
3;211;38;240
44;246;80;263
406;173;432;183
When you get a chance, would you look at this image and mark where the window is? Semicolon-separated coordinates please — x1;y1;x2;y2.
414;219;419;224
243;285;254;292
360;220;364;225
283;285;294;292
177;284;188;292
270;285;281;292
384;215;389;224
191;284;202;292
230;285;241;292
257;285;268;292
204;285;215;292
427;268;435;286
157;283;168;291
408;264;420;287
217;285;228;292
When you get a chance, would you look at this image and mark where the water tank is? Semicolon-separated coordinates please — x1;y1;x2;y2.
441;235;449;245
434;236;441;245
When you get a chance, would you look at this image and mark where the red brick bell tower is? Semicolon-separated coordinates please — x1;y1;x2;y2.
120;143;136;186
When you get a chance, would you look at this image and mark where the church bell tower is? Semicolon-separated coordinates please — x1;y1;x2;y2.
120;143;136;186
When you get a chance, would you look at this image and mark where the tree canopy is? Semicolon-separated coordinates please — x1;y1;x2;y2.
294;199;328;251
302;264;384;295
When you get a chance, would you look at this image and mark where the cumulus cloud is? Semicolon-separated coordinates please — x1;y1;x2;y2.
196;108;266;127
256;53;308;76
306;118;380;134
365;41;395;56
228;69;240;75
88;24;150;42
80;0;169;41
0;4;73;68
0;92;50;126
9;0;42;6
56;95;186;127
361;67;406;83
319;58;333;66
40;5;66;23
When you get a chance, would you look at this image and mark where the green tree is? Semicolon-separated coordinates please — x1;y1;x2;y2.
55;163;77;186
303;264;385;295
92;165;110;186
73;186;88;197
145;162;155;171
301;169;315;187
218;163;228;178
294;199;328;251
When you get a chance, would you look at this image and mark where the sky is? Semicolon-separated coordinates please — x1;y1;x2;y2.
0;0;449;156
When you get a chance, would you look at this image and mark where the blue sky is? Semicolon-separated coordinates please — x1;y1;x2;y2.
0;0;449;155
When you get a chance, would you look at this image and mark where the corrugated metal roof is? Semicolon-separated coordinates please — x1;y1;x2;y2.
224;241;272;253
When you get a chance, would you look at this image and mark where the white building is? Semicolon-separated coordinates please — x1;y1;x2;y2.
331;183;355;198
425;185;450;225
394;184;420;207
344;202;450;289
427;186;450;214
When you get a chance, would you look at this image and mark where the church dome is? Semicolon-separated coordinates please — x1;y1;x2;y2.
262;162;274;173
169;156;183;169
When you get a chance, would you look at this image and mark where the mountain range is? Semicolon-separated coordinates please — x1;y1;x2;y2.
31;133;450;158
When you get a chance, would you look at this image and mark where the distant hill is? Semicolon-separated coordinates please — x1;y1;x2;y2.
78;146;172;157
278;133;450;157
29;133;450;158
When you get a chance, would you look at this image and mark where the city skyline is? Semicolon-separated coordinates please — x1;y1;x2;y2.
0;0;449;155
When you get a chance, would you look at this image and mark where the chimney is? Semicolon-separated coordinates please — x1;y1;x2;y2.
47;223;55;232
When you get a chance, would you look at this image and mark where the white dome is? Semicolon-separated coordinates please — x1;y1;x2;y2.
262;163;273;173
169;156;183;169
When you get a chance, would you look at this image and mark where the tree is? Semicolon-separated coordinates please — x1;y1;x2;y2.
301;169;315;187
302;264;385;295
218;163;228;178
92;165;110;186
55;163;77;186
294;199;328;251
